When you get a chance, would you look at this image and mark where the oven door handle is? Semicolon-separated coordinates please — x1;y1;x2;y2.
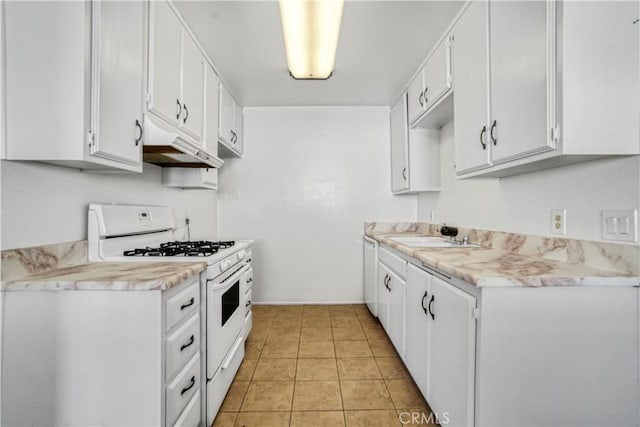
221;335;244;370
208;264;248;291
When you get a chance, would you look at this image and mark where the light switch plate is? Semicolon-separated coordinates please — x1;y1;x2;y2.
601;209;638;242
550;209;566;235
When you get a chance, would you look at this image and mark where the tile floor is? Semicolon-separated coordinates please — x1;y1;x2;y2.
212;304;435;427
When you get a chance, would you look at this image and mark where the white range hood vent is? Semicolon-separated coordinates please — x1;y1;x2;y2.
142;117;223;169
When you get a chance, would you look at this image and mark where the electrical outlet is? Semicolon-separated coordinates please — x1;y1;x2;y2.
550;209;566;235
601;209;638;242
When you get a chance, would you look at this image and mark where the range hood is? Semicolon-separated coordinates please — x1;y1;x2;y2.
142;116;223;168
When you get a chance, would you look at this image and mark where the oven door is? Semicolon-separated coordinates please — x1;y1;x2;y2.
206;263;248;380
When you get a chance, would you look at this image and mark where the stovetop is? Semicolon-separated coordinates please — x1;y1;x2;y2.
123;240;235;257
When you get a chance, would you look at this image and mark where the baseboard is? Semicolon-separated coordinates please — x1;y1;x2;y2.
253;301;365;306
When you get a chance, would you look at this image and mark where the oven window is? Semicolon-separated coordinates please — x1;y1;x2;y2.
221;280;240;326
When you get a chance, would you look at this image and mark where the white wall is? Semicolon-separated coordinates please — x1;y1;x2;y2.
417;121;640;242
218;107;417;304
0;161;218;249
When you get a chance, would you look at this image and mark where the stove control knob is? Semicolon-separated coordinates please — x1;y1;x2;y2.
237;250;246;260
221;259;232;271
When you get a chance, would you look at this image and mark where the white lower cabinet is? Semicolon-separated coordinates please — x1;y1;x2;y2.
372;242;640;427
363;237;378;316
1;275;205;427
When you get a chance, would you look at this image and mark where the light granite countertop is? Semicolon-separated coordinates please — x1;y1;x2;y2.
367;230;639;287
1;261;207;291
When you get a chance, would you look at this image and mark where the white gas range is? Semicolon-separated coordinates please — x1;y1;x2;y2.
88;203;253;426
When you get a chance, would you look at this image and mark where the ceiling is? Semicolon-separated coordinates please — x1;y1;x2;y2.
174;1;464;107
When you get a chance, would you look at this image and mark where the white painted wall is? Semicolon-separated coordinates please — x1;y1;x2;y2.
417;121;640;242
0;161;218;249
218;107;417;304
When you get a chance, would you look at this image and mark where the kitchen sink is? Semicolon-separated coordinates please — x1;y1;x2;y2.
388;236;482;248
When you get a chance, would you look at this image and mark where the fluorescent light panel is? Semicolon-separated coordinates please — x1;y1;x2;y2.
279;0;344;79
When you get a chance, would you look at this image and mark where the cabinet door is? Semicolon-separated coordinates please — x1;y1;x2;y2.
233;101;244;154
453;0;491;174
218;84;234;146
180;31;204;142
363;239;377;317
377;263;392;331
404;264;430;396
489;0;553;164
390;94;409;193
204;65;219;157
427;277;476;427
423;38;452;110
148;0;182;126
407;70;425;124
387;268;405;356
91;0;144;166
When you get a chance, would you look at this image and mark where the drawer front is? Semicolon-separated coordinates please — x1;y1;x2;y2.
172;390;200;427
166;314;200;380
206;335;245;427
244;266;254;291
166;279;200;332
166;353;200;427
379;246;407;280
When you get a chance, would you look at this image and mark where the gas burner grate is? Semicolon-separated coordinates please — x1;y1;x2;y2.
123;240;235;257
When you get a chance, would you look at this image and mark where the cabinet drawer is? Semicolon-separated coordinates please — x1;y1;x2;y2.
379;247;407;280
206;335;244;426
166;279;200;331
166;353;200;427
166;314;200;380
172;390;200;427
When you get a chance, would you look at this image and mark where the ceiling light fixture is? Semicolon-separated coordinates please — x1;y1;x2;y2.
279;0;345;80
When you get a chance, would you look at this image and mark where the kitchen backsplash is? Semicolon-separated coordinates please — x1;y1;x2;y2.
365;222;640;276
1;240;87;281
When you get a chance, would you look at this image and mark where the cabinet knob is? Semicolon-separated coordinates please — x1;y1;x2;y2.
176;99;182;120
134;119;143;146
490;120;497;146
479;125;487;150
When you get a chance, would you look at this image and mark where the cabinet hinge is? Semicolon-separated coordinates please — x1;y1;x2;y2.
86;130;95;147
550;124;560;146
473;307;480;320
146;92;152;107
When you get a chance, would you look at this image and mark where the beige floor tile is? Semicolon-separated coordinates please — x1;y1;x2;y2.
337;358;382;380
272;316;302;328
332;326;366;341
357;316;380;328
303;305;330;315
298;340;335;358
266;327;301;343
240;381;294;412
220;381;250;412
296;358;339;380
234;357;258;381
368;340;398;357
245;340;264;358
340;380;394;410
300;327;333;342
261;340;299;358
213;411;237;427
252;358;297;381
278;305;304;315
353;304;370;314
233;412;291;427
302;316;332;329
385;378;426;408
290;411;345;427
362;325;388;341
335;340;373;358
376;357;410;379
292;380;343;411
345;410;402;427
331;316;361;328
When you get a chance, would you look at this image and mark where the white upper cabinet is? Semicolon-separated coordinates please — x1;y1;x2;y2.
452;0;639;178
148;0;182;129
205;65;220;157
2;1;143;172
390;94;441;194
407;71;426;126
218;83;244;157
180;32;204;142
452;0;491;174
488;0;552;164
148;0;205;147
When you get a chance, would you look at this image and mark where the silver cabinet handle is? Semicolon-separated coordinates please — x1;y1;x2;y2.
402;167;407;180
490;120;497;146
479;125;487;150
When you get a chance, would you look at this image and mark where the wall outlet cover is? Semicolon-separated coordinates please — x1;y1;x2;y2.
550;209;566;235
